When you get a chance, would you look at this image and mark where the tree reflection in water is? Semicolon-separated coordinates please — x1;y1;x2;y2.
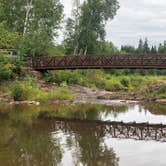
1;102;166;166
73;130;119;166
0;111;119;166
48;119;119;166
0;117;62;166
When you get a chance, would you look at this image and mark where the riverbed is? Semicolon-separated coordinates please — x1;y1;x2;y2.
0;102;166;166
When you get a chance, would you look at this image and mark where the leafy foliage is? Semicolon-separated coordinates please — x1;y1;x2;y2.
0;23;21;49
0;0;63;57
19;31;52;57
0;0;63;35
64;0;119;54
0;54;23;80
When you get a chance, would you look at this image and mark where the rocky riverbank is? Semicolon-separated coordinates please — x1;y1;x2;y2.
69;85;166;104
0;83;165;106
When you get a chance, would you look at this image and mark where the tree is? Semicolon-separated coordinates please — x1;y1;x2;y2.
95;41;119;54
158;43;163;53
64;0;119;55
19;31;52;57
63;18;77;54
121;45;135;53
150;46;157;54
158;41;166;54
136;39;144;53
143;38;150;54
0;0;63;56
0;23;21;49
0;0;63;36
23;0;33;37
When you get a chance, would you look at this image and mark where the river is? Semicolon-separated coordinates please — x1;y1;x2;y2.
0;103;166;166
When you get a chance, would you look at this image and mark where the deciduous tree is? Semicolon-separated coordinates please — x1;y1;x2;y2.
64;0;119;55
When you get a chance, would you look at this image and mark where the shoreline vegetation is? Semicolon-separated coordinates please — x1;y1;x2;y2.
0;57;165;105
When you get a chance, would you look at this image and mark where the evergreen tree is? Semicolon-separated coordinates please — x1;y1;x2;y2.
136;39;144;53
143;38;150;54
151;46;157;54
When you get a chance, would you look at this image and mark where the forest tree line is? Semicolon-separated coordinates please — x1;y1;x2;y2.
0;0;120;56
1;0;166;57
121;39;166;54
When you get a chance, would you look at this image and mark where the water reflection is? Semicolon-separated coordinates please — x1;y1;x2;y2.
0;103;166;166
0;118;62;166
0;116;119;166
36;118;166;142
101;104;166;124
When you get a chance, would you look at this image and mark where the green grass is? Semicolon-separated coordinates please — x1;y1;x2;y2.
44;70;166;95
145;85;166;98
0;77;74;102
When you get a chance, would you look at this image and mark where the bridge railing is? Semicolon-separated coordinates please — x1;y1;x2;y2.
31;54;166;70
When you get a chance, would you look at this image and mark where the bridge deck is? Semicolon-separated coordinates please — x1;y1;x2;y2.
31;54;166;70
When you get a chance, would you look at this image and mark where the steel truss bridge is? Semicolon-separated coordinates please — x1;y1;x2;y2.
38;118;166;142
31;54;166;70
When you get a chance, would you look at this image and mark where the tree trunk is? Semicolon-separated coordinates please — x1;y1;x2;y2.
23;0;33;37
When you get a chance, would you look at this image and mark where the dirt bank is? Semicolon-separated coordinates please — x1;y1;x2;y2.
70;85;166;104
0;82;165;106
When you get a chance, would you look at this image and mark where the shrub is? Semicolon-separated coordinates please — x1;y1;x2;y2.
157;85;166;94
12;81;25;101
11;78;40;101
0;55;23;80
120;77;130;88
105;79;124;91
55;82;73;100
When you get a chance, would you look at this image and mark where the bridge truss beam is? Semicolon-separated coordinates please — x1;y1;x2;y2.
31;54;166;70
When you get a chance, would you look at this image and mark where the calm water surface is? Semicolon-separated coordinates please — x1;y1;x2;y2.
0;103;166;166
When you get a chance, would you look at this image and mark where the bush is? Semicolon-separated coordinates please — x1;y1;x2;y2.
55;82;73;100
12;81;25;101
0;55;23;80
120;77;130;88
11;78;74;102
11;78;40;101
157;85;166;94
105;79;124;91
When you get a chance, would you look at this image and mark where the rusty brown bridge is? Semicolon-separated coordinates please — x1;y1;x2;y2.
30;54;166;70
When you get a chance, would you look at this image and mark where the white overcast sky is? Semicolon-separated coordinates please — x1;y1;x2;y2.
59;0;166;47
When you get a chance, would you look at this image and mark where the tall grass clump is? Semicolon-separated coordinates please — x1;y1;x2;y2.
54;82;74;100
145;85;166;98
11;78;74;101
11;78;39;101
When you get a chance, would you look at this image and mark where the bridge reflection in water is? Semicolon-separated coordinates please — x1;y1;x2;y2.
39;118;166;142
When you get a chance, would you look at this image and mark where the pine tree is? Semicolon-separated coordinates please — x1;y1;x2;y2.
143;38;150;54
158;43;163;53
151;46;157;54
137;39;144;53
